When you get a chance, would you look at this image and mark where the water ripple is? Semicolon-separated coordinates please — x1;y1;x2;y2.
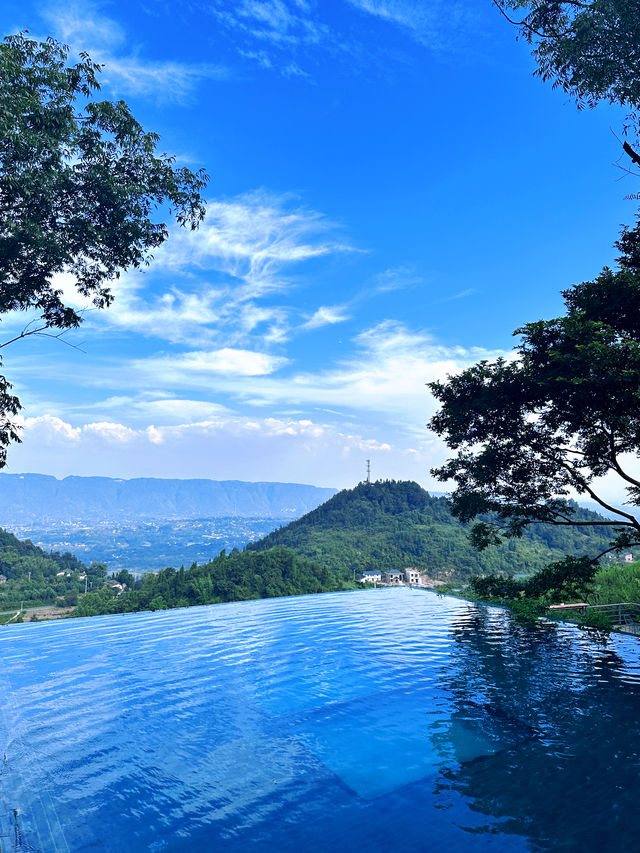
1;588;640;851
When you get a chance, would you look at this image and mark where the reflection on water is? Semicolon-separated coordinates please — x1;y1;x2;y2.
0;589;638;851
440;608;640;851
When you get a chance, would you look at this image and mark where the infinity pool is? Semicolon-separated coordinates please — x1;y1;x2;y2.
1;588;639;851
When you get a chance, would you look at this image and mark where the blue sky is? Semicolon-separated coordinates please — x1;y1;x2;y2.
0;0;634;492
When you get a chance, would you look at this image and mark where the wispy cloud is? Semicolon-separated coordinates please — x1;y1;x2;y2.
207;0;329;49
191;0;487;79
344;0;485;56
436;288;478;303
369;266;422;293
300;305;351;330
101;320;508;432
40;1;228;102
11;319;507;438
95;190;353;347
163;190;345;283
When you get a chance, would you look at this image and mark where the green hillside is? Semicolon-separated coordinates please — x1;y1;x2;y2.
1;479;617;621
246;480;613;582
0;527;104;610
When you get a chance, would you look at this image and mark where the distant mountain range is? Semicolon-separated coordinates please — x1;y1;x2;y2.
0;474;337;524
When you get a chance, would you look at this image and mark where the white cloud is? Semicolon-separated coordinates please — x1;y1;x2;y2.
17;414;82;443
239;320;506;424
94;190;352;347
8;317;506;445
10;412;439;487
75;395;231;425
132;348;290;378
102;320;507;435
8;319;507;488
82;421;138;443
300;305;350;330
40;1;228;103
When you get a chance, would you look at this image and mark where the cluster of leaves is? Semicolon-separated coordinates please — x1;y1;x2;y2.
249;480;612;583
590;558;640;604
470;555;640;628
471;554;597;604
73;546;349;618
578;609;612;630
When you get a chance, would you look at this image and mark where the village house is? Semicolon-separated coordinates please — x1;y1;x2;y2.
359;568;426;585
384;570;404;584
360;570;382;584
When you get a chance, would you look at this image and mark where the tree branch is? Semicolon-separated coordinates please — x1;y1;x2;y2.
0;323;49;349
491;1;555;38
607;429;640;489
491;0;576;39
576;479;640;530
540;519;633;527
541;449;640;531
623;140;640;168
590;542;639;565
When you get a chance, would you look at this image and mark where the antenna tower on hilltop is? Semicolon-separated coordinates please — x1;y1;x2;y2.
366;459;371;483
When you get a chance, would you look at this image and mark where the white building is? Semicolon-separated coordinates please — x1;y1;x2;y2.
405;568;421;585
360;571;382;583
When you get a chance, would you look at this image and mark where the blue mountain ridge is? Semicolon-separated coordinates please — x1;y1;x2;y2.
0;473;337;524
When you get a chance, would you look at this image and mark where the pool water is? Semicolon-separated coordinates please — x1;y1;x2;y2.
1;587;639;852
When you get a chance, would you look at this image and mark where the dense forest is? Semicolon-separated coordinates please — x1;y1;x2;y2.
248;480;613;581
74;547;349;617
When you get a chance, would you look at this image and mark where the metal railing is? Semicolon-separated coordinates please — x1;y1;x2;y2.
585;602;640;626
547;602;640;634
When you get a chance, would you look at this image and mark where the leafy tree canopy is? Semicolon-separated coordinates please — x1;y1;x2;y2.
495;1;640;171
0;33;208;464
429;228;640;574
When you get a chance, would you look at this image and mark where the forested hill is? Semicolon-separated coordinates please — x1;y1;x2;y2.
247;480;613;581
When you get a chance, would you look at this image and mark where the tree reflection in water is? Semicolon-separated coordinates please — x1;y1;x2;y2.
434;606;640;851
